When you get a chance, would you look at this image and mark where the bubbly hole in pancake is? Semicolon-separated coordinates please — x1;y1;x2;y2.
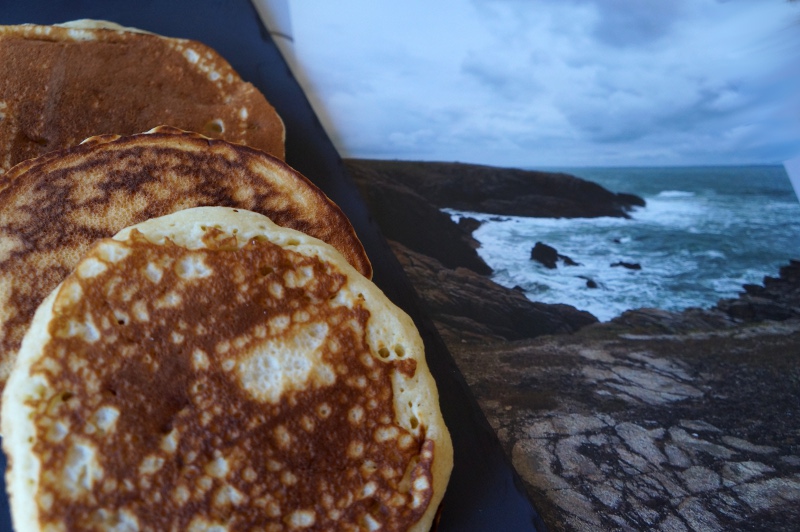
398;456;420;493
175;256;212;279
393;345;405;358
259;265;274;277
410;416;419;429
114;310;128;325
360;509;382;531
32;383;49;400
377;347;390;359
317;403;331;419
362;460;378;475
204;119;225;134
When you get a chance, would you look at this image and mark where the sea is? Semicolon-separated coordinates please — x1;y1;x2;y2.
446;166;800;321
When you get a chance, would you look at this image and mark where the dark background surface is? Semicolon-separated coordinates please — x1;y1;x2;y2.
0;1;545;529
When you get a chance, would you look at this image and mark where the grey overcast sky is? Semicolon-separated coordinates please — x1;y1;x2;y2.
287;0;800;168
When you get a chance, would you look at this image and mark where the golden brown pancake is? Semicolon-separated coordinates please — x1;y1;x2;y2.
2;207;452;532
0;20;285;174
0;127;371;398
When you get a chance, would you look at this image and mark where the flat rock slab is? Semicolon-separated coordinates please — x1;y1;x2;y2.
449;320;800;531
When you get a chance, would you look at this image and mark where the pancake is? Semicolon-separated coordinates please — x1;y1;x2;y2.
0;20;285;174
1;206;452;532
0;127;372;399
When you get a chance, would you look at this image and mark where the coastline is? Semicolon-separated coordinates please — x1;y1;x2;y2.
346;158;800;530
457;165;799;321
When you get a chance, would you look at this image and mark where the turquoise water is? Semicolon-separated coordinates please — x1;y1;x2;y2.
448;166;800;321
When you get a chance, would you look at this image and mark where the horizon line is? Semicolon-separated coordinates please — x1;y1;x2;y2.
343;157;786;171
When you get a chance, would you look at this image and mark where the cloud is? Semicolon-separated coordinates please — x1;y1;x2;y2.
469;0;687;48
289;0;800;166
587;0;686;47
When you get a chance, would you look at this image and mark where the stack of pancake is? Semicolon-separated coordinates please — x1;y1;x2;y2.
0;21;451;532
0;20;285;173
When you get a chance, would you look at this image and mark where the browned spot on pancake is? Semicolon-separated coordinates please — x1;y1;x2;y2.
0;129;372;397
28;232;429;530
0;23;285;173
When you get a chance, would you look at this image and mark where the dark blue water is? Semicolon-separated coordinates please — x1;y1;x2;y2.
448;166;800;320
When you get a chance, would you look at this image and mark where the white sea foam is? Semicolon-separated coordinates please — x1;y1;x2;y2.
657;190;696;198
444;166;800;322
632;196;708;228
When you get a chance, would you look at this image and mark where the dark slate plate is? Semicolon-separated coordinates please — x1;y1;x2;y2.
0;1;546;530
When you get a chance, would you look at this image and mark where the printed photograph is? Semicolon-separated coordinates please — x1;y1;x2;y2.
283;1;800;529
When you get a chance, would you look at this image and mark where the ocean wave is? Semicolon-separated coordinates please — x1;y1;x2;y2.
699;250;727;260
466;210;793;321
444;166;800;321
656;190;696;198
633;197;707;227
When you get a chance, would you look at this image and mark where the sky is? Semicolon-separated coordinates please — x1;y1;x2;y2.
281;0;800;168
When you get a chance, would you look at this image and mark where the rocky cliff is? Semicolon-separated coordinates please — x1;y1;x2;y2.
345;158;800;530
604;260;800;335
390;241;597;343
348;160;492;275
346;158;645;219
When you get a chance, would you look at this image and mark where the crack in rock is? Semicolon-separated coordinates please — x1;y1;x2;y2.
452;333;800;530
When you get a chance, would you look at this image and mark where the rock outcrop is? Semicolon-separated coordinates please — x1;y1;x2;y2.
346;159;645;219
390;241;597;344
611;261;642;270
531;242;559;269
716;260;800;322
531;242;580;269
606;259;800;335
349;162;492;275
